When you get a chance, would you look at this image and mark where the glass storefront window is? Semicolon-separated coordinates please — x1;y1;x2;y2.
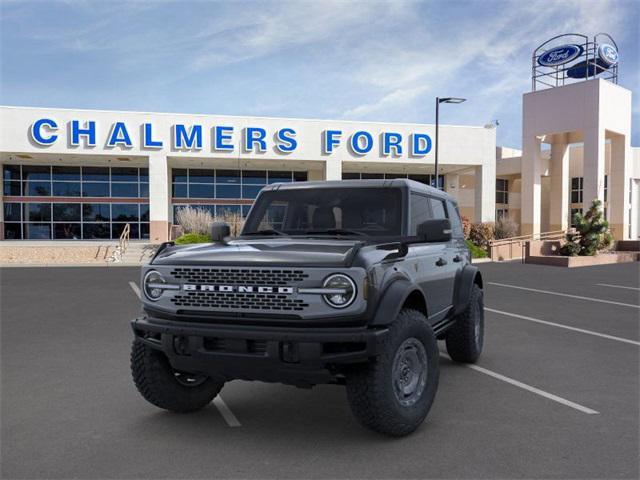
3;165;21;181
83;223;110;239
25;181;51;196
216;184;240;198
111;183;139;197
24;223;51;239
83;203;110;221
188;184;215;199
25;203;51;222
52;166;80;181
23;165;51;181
82;167;109;182
54;223;81;239
52;182;81;197
82;182;110;197
4;203;21;221
112;204;139;222
53;204;81;222
3;181;21;196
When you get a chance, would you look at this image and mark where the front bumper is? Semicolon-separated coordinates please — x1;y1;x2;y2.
131;316;388;386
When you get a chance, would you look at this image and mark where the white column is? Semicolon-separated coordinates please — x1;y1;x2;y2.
521;135;542;236
582;126;606;211
324;159;342;180
549;134;570;231
609;134;631;240
474;162;495;223
148;153;170;243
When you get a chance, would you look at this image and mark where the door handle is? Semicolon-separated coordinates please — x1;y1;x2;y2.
453;255;462;263
436;257;448;267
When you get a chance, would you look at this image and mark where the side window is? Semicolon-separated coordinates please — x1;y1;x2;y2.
409;193;431;235
429;198;447;220
447;200;464;238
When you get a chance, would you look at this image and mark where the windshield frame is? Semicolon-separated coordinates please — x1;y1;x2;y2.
241;186;408;238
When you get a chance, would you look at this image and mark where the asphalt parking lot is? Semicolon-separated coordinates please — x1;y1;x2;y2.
1;261;639;479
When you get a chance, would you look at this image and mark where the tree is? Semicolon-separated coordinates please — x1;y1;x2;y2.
560;199;613;256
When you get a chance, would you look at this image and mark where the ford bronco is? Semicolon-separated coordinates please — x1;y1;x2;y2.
130;179;484;436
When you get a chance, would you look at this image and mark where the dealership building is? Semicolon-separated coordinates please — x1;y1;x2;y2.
0;34;638;244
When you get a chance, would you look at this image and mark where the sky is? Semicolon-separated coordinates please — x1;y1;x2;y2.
1;0;638;148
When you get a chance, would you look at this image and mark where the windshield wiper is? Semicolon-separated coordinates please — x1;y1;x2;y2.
304;228;366;237
242;229;288;236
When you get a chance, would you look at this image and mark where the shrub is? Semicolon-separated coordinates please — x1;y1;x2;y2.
469;222;495;250
466;239;487;259
174;233;212;244
560;199;613;256
461;215;472;239
494;216;519;240
175;206;213;235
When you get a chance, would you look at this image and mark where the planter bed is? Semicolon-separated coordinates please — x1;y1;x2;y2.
525;251;639;268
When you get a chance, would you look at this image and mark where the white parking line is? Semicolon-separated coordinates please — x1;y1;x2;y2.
596;283;640;291
488;282;640;309
129;281;141;299
440;354;599;415
486;307;640;347
213;397;242;427
128;280;242;427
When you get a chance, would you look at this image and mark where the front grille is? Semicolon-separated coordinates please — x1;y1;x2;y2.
171;292;309;311
170;268;309;286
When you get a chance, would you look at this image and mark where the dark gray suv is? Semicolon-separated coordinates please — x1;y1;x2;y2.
130;179;484;436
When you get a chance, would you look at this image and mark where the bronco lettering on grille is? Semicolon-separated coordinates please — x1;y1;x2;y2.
182;284;295;294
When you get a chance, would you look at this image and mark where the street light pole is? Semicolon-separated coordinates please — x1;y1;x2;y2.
435;97;440;190
434;96;466;190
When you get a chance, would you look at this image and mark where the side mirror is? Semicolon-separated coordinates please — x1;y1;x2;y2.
417;219;452;243
211;222;231;243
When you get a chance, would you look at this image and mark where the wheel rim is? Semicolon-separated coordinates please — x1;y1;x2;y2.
392;337;428;407
173;370;208;387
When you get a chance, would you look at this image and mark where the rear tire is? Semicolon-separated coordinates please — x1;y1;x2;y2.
131;340;224;413
346;309;439;436
445;283;484;363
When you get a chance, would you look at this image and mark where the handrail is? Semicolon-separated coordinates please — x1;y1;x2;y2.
106;223;131;263
489;229;570;247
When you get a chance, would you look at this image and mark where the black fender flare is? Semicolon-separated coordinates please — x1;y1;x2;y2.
453;265;483;316
370;278;426;327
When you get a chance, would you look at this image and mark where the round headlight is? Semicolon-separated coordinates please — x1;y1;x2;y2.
143;270;165;301
322;274;356;309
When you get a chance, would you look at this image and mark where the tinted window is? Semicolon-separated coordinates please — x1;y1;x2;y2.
409;194;431;235
83;203;110;221
430;198;447;219
447;200;464;238
244;187;403;237
52;182;81;197
112;204;139;221
111;167;138;181
3;165;21;181
82;182;109;197
82;167;109;182
54;223;81;239
4;203;21;221
26;181;51;196
25;203;51;221
23;166;51;181
111;183;139;198
3;181;21;196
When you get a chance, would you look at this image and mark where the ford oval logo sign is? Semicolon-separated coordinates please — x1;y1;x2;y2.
598;44;618;66
538;44;583;67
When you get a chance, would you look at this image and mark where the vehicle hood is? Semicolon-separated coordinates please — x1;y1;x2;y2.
151;238;363;267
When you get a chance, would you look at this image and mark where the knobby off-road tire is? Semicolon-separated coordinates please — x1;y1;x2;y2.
445;283;484;363
131;340;224;413
346;309;439;436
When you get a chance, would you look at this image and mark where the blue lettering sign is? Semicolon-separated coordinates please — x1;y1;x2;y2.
30;118;58;145
107;122;132;148
173;124;202;149
411;133;432;156
275;128;297;153
214;126;234;151
383;132;403;156
244;127;267;152
350;131;373;155
143;123;163;148
71;120;96;147
323;130;342;154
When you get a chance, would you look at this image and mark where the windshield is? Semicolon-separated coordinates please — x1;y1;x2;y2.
242;187;403;237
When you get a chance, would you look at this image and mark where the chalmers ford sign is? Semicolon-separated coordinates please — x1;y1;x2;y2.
29;118;434;157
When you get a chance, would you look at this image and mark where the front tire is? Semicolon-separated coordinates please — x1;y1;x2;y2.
445;283;484;363
346;309;439;436
131;340;224;413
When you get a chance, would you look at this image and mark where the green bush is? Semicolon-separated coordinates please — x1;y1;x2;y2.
466;240;487;259
560;199;613;256
174;233;212;245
